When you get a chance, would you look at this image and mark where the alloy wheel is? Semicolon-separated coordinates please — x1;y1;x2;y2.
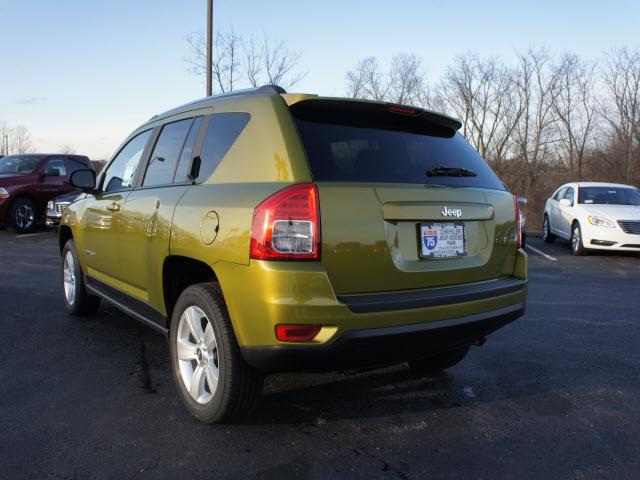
15;204;35;230
571;226;580;253
63;250;76;306
176;306;219;404
543;217;549;240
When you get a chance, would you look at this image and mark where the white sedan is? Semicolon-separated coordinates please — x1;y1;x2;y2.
543;182;640;255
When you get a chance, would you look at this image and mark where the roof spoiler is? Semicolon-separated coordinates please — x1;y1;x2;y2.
289;98;462;136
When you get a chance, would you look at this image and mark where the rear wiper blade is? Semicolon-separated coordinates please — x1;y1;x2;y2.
426;165;477;177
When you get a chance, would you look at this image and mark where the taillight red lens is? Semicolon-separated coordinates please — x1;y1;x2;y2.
250;183;321;260
275;324;321;342
514;195;522;249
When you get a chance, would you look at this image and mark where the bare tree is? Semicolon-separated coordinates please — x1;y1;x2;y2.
599;46;640;183
345;54;429;106
345;57;387;101
551;53;597;181
9;125;33;154
59;144;76;155
0;121;10;155
185;29;305;93
436;53;521;167
261;35;305;88
388;54;428;105
510;48;563;194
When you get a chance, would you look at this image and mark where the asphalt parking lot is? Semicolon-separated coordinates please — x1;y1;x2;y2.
1;230;639;479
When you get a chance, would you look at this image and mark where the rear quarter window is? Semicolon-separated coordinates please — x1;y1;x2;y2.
197;113;250;182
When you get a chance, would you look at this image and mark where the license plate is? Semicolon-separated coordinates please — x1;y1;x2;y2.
419;222;466;259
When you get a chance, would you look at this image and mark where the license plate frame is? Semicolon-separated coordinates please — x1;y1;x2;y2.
418;222;467;259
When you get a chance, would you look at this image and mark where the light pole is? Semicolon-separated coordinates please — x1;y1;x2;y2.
206;0;213;97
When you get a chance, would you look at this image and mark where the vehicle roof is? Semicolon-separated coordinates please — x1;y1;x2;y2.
3;153;88;159
561;182;637;189
145;84;462;131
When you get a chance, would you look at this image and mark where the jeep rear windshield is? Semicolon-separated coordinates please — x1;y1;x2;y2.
291;100;505;190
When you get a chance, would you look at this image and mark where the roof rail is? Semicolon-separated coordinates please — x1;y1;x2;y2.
148;85;287;122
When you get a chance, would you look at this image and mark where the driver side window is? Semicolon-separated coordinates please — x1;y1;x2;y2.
102;130;152;193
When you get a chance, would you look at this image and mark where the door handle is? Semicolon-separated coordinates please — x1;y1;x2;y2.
106;202;120;212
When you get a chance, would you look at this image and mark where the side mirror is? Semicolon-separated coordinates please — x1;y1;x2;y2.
559;198;572;207
42;168;61;177
70;169;96;193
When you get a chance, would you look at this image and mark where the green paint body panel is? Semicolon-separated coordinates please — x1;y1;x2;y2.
61;88;527;359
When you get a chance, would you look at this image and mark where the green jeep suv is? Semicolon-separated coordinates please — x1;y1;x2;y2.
59;85;527;423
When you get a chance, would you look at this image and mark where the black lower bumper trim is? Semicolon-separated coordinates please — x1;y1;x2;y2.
337;277;527;313
241;304;525;373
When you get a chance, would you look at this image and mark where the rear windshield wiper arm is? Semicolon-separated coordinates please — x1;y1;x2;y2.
427;165;477;178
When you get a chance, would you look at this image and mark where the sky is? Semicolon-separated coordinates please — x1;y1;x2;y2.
1;0;639;159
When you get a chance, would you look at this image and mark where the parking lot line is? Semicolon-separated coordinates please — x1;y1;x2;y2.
16;231;54;238
526;244;558;262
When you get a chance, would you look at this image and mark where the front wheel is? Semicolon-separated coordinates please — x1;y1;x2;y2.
169;283;264;424
7;198;37;233
407;346;470;375
542;215;555;243
571;222;588;256
62;240;101;315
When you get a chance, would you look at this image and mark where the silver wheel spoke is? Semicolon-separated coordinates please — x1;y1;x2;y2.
63;251;76;305
204;323;216;350
189;365;206;399
205;364;218;393
177;339;198;361
185;308;204;343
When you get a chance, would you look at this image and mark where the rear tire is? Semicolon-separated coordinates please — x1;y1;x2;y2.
169;283;264;424
7;198;37;233
62;240;101;316
571;222;587;256
407;346;470;375
542;215;555;243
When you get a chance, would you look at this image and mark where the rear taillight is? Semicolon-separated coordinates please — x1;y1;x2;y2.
250;183;321;260
514;196;522;249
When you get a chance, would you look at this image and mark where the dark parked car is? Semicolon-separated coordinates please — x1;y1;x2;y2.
46;191;82;227
0;154;93;233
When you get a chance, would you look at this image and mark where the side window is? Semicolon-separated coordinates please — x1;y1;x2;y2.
563;187;575;205
67;157;89;175
173;116;203;183
197;113;250;182
553;187;567;201
103;130;152;193
143;118;193;187
44;157;67;176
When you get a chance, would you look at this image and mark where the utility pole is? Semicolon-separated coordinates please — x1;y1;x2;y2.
206;0;213;97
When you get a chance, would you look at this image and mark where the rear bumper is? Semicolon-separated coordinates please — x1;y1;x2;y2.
215;250;527;372
241;303;525;372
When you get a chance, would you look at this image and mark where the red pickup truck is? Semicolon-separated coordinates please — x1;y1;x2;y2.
0;154;94;233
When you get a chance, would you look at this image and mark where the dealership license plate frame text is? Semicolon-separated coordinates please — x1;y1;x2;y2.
419;222;467;259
